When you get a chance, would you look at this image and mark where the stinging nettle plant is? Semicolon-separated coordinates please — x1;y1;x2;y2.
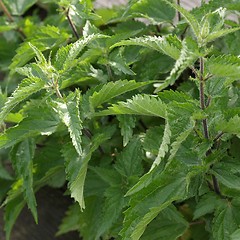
1;0;240;239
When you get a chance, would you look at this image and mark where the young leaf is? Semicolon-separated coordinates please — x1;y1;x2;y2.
95;94;166;118
117;115;136;147
111;35;182;60
216;115;240;137
54;34;107;72
10;138;37;222
52;90;83;156
0;77;45;124
90;80;153;109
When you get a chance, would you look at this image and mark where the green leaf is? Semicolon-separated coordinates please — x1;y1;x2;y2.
231;229;240;240
216;115;240;137
57;203;81;236
0;77;45;124
111;35;182;60
115;137;143;177
117;115;136;147
95;186;125;239
155;37;199;92
212;200;240;240
52;90;83;156
120;161;188;240
0;101;60;149
141;205;188;240
127;0;175;24
206;55;240;80
95;94;166;118
150;120;171;171
62;126;116;210
10;138;37;222
90;80;152;109
10;25;69;70
3;0;37;15
4;196;25;240
193;192;222;220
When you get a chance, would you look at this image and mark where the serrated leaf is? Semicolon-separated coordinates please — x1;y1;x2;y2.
0;77;45;124
141;205;188;240
127;0;175;24
54;34;106;72
111;35;182;60
216;115;240;137
95;94;166;118
115;137;143;177
63;126;116;210
90;80;152;109
155;37;199;92
95;186;125;239
4;196;25;240
150;120;171;171
117;115;136;146
212;200;240;240
206;55;240;80
52;90;83;156
10;138;37;222
193;192;222;220
120;161;188;240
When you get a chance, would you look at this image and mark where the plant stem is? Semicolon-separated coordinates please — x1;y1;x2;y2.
66;8;80;39
199;57;221;196
176;0;181;23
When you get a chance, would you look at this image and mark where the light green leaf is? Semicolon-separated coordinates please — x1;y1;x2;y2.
111;35;182;60
95;94;166;118
90;80;152;109
231;229;240;240
54;34;107;72
117;115;136;147
10;138;37;222
0;77;45;124
0;101;60;149
206;55;240;80
216;115;240;137
52;90;83;156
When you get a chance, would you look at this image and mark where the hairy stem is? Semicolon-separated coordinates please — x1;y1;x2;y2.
199;57;221;196
66;8;80;39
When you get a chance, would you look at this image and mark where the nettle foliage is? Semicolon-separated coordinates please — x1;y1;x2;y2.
1;0;240;239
